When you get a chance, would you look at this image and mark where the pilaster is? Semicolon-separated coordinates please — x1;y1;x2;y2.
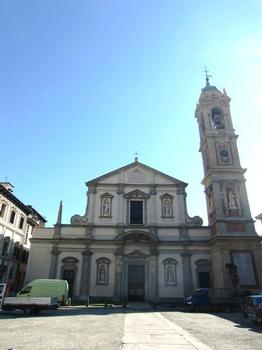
181;251;193;297
80;247;92;298
49;246;60;279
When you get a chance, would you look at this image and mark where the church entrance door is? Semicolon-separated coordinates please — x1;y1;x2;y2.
63;269;74;298
198;272;211;288
128;265;145;301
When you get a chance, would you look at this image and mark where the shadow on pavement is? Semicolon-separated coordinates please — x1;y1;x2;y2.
1;304;262;335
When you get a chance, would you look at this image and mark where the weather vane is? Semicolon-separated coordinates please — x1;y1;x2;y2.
134;152;139;162
204;66;212;86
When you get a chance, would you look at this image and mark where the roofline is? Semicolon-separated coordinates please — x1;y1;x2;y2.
0;185;46;222
85;161;188;187
0;185;31;214
27;205;47;222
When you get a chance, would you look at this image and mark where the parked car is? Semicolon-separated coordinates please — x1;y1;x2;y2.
184;288;241;312
243;295;262;324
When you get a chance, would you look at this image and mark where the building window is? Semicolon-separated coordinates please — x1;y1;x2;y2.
163;258;177;286
195;259;211;288
13;244;21;259
130;200;143;224
9;210;16;224
19;217;25;230
124;189;149;225
96;257;111;285
0;203;7;218
100;193;113;217
161;194;174;218
2;237;10;256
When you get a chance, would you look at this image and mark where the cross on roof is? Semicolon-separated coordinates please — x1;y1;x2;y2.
204;66;212;86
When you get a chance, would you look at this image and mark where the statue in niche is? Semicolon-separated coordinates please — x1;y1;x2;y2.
166;265;175;284
98;264;106;282
163;199;171;216
227;190;238;209
102;198;110;216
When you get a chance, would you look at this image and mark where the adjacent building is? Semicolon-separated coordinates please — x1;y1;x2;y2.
0;182;46;293
26;79;262;304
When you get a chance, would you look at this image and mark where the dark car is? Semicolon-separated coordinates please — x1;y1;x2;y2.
243;295;262;324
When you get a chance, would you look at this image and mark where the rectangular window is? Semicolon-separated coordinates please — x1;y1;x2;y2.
130;201;143;224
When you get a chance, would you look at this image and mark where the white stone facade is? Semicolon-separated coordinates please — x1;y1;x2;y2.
0;182;46;292
26;83;262;304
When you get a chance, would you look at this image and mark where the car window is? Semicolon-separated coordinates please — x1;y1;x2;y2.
19;286;32;294
253;297;262;304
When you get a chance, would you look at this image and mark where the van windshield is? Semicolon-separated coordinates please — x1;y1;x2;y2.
18;286;32;295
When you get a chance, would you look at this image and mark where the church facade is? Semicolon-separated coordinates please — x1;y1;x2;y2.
26;81;262;304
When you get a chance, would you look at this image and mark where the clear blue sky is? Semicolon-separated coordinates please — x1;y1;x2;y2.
1;1;262;233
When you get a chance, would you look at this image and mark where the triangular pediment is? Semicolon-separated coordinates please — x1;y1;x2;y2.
124;189;150;199
86;161;187;187
126;250;148;258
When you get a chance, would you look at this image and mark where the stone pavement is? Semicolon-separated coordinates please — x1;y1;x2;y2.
121;311;213;350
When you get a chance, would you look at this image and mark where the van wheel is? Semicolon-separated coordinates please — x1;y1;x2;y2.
23;308;31;315
31;306;40;315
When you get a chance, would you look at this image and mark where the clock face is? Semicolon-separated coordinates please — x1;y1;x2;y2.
220;149;228;158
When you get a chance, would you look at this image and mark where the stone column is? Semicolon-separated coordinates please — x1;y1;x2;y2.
114;253;124;304
80;248;92;300
181;251;193;298
49;246;60;279
148;245;158;306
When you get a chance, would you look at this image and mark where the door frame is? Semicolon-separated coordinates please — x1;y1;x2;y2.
60;257;78;298
125;257;148;302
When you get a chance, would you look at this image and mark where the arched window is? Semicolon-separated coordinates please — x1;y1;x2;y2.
211;107;225;129
0;202;7;218
19;217;25;229
9;210;16;224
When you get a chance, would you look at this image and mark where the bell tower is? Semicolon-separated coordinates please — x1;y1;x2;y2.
195;72;256;236
194;71;262;295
